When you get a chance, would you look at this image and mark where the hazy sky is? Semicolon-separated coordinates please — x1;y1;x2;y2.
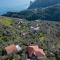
0;0;35;10
0;0;35;14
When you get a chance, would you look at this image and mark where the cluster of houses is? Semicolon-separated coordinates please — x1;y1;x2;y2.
0;20;47;60
0;44;46;60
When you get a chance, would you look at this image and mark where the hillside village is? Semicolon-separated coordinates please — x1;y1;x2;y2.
0;16;60;60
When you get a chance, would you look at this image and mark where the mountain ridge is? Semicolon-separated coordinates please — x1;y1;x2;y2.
28;0;60;9
2;4;60;21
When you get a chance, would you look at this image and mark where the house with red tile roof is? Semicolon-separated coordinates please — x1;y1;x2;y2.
26;45;45;59
4;44;22;55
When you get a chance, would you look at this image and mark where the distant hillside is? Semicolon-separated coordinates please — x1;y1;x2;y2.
28;0;60;9
2;4;60;21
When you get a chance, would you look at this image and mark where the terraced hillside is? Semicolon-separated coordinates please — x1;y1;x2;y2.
0;16;60;60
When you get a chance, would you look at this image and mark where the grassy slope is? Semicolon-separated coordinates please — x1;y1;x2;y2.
0;16;13;26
